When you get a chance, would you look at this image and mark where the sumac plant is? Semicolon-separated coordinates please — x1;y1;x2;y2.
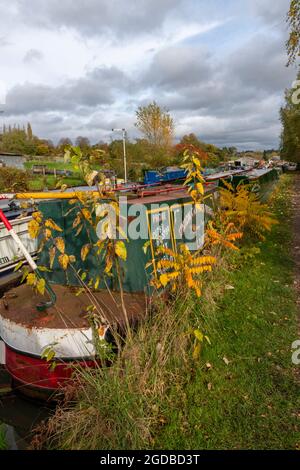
219;180;277;240
25;152;130;332
148;149;243;297
151;244;216;297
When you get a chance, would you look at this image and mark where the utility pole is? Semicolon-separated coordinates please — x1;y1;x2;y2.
112;128;127;183
0;110;4;135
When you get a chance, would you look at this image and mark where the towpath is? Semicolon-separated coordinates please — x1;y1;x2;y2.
292;173;300;380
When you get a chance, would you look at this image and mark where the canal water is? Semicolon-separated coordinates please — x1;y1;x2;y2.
0;366;52;449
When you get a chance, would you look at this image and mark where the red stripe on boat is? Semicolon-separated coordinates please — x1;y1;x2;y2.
5;344;97;390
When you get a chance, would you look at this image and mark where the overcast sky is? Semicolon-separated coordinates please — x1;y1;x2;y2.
0;0;298;150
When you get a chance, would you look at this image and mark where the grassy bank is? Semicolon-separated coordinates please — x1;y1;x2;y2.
27;175;85;191
37;175;299;450
0;164;85;192
24;160;76;171
156;174;299;449
24;159;85;190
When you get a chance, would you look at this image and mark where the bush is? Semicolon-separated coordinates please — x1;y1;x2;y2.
0;167;30;192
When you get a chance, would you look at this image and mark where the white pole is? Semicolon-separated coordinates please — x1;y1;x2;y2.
112;128;128;184
0;210;38;270
9;229;38;270
122;128;127;183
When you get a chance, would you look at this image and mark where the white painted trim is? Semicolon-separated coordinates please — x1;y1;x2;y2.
0;315;108;359
0;339;5;364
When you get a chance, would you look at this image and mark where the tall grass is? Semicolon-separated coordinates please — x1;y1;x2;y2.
34;291;199;450
0;423;7;450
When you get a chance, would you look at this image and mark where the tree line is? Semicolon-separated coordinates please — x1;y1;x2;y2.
0;102;272;179
280;0;300;163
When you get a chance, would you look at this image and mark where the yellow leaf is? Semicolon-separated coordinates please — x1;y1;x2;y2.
94;277;100;290
194;286;201;297
190;189;198;201
115;241;127;261
14;260;24;272
192;157;201;168
73;213;81;228
49;246;56;269
157;259;176;269
143;240;151;254
159;273;170;287
204;335;211;345
194;329;204;342
193;342;201;360
75;224;83;236
41;346;56;362
45;219;63;232
104;258;113;273
55;237;65;254
32;211;42;223
81;244;91;261
58;253;69;270
192;256;216;266
28;219;40;239
187;273;194;288
26;272;36;286
81;208;92;224
98;325;106;337
37;278;45;295
196;182;204;195
44;228;52;240
190;265;212;274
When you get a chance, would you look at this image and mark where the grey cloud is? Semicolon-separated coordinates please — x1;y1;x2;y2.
177;112;282;150
228;35;295;93
15;0;185;38
23;48;43;63
252;0;290;25
133;28;293;149
0;36;11;47
4;66;131;115
139;31;293;118
143;46;212;89
1;0;294;150
201;124;282;150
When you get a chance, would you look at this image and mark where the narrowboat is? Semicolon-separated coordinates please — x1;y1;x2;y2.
143;167;187;185
0;167;279;397
0;183;214;397
284;162;297;172
218;168;279;201
0;201;37;278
